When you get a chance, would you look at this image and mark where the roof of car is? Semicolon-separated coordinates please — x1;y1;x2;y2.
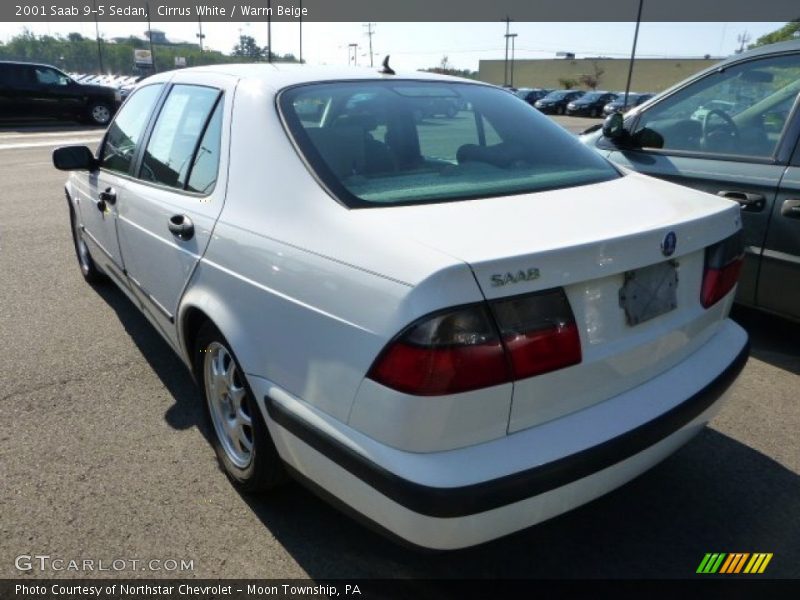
147;62;485;90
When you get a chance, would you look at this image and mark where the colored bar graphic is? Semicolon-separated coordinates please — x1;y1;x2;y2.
697;552;773;574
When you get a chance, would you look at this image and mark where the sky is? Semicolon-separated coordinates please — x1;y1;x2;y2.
0;21;788;72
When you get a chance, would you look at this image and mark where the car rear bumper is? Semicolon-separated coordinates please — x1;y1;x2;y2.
251;319;748;549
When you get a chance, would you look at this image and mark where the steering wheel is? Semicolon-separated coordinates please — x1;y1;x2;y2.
700;108;739;151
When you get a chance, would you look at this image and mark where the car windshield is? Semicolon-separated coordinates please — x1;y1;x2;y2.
279;81;619;208
515;89;533;98
580;92;606;102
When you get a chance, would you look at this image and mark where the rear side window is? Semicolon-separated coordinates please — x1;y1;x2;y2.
101;84;163;174
279;81;618;207
0;64;30;87
139;85;222;192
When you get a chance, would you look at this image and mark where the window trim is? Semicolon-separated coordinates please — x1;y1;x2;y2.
276;79;620;210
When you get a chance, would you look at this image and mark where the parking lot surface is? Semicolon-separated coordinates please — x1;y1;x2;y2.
0;121;798;580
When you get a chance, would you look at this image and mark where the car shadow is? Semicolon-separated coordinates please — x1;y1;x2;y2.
90;281;207;436
731;305;800;375
242;427;800;579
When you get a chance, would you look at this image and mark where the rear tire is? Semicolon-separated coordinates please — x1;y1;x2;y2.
87;102;112;126
194;322;287;493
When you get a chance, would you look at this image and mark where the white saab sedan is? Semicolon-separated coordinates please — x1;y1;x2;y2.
53;62;749;550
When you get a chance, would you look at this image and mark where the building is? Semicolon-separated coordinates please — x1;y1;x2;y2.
478;57;721;93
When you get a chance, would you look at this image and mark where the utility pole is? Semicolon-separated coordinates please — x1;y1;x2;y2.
363;23;375;67
508;33;518;88
267;0;272;63
502;16;512;86
299;0;303;63
624;0;643;107
736;31;751;54
93;0;103;73
196;15;205;52
146;2;157;72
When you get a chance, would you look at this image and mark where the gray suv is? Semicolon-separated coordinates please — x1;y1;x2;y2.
0;61;119;125
582;40;800;322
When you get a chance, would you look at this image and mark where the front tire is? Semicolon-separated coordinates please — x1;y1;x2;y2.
557;106;565;115
195;322;286;493
69;204;105;283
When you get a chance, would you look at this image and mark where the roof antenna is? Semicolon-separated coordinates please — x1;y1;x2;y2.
379;55;395;75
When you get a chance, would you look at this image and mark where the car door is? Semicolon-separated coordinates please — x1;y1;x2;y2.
603;50;800;308
0;64;26;118
757;139;800;319
73;83;165;284
30;65;82;118
115;75;231;348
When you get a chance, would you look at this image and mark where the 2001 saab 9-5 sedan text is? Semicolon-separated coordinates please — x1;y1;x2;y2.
53;62;749;550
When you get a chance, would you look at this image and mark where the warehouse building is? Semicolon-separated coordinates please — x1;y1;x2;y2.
478;57;720;92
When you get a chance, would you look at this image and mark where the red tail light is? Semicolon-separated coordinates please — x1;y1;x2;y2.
701;231;744;309
368;289;581;396
492;289;582;379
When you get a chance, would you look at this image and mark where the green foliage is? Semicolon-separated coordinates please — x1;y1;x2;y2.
749;21;800;49
558;77;578;89
0;30;299;75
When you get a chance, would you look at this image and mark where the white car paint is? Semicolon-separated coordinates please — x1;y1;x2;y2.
62;63;749;549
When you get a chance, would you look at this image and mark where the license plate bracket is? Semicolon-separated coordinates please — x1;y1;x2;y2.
619;260;679;326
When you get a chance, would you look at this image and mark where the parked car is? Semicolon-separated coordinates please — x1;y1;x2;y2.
515;87;552;106
603;92;654;116
582;39;800;322
54;64;749;550
0;61;119;125
534;89;585;114
566;91;618;117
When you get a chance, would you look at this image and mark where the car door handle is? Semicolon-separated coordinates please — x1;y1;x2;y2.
168;214;194;241
717;190;766;212
99;187;116;205
781;199;800;220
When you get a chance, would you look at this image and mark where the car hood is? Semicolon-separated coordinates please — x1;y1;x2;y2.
351;171;740;298
78;83;117;95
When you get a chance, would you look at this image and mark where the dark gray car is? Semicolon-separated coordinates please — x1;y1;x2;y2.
582;40;800;322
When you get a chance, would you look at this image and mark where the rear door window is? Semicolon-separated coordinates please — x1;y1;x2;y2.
139;84;222;192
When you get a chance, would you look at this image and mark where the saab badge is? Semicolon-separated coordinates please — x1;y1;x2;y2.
661;231;677;257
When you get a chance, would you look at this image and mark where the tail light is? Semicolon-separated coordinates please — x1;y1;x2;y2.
492;289;582;379
701;231;744;309
367;289;581;396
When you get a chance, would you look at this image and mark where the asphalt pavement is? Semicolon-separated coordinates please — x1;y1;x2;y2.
0;120;798;580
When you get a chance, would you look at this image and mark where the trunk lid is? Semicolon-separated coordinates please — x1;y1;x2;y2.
355;172;742;431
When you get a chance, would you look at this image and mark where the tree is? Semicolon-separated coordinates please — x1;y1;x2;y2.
232;35;265;61
578;61;604;90
749;21;800;49
558;77;578;89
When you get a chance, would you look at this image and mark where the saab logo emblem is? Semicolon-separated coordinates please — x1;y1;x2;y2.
491;267;541;287
696;552;773;574
661;231;677;257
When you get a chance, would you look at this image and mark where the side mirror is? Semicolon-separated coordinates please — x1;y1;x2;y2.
53;146;97;171
602;112;626;140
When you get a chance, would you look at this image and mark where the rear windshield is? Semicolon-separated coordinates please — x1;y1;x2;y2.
279;80;619;208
